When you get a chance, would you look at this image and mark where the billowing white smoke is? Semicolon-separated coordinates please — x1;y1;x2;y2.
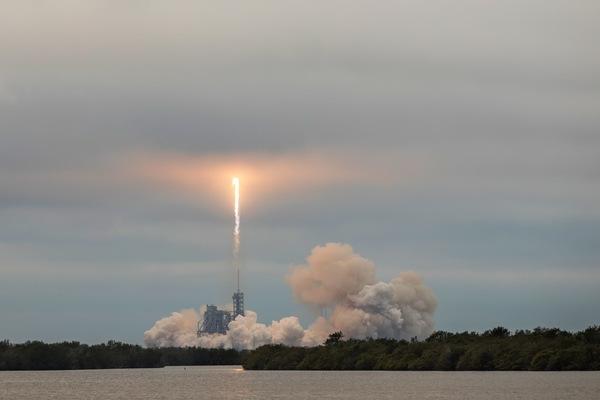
144;243;437;349
144;308;311;349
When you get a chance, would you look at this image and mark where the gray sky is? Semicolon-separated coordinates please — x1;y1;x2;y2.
1;0;599;344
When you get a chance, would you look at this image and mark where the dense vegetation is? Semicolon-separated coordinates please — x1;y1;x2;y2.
243;326;600;371
3;326;599;370
0;340;241;370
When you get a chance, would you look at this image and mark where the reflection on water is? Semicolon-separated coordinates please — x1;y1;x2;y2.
1;366;599;400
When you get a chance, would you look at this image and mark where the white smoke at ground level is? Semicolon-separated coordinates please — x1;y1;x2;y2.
144;243;437;349
143;309;313;350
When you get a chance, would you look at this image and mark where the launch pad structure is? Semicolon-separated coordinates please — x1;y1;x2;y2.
197;177;245;336
197;286;245;336
197;291;245;336
198;305;231;335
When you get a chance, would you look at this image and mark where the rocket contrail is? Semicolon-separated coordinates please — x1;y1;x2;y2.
232;177;240;291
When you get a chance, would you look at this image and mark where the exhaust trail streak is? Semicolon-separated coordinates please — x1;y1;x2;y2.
232;177;240;291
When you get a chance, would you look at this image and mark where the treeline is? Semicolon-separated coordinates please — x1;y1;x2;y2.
0;340;242;370
3;326;600;371
243;326;600;371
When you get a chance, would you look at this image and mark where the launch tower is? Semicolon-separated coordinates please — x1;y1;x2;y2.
233;291;244;318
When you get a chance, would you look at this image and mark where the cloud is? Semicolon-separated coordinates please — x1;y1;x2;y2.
1;0;599;342
144;243;438;349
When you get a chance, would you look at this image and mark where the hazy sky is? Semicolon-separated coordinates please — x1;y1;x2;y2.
1;1;599;344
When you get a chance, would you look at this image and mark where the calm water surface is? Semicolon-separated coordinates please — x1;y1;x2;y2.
1;366;599;400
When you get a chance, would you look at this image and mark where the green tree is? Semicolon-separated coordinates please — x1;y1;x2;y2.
325;331;344;345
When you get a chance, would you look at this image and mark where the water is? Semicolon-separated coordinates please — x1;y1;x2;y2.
1;366;599;400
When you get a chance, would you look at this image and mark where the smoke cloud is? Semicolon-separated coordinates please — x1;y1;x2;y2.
144;243;437;349
287;243;376;308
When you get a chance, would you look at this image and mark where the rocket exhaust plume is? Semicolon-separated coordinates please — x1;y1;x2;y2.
145;243;438;350
232;177;240;291
231;177;244;318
